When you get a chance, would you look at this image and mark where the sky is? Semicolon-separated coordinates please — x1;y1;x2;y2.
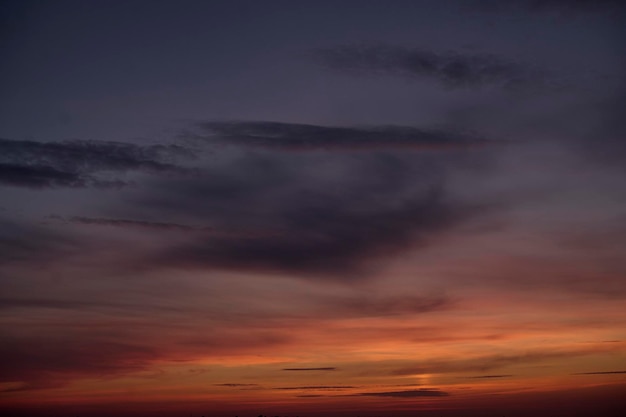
1;0;625;416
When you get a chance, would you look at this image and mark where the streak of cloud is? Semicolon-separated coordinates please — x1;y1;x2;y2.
573;370;626;375
314;44;546;89
196;121;493;151
0;138;191;189
354;388;449;398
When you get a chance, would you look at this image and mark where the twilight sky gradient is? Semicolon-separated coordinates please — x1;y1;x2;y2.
1;1;625;416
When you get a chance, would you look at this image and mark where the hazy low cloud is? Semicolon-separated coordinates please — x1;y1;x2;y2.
315;44;545;89
282;367;337;371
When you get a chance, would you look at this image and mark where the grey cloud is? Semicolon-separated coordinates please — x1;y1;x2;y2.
103;125;493;279
22;121;492;279
0;163;89;188
196;121;493;151
148;181;476;277
0;138;191;189
315;45;545;89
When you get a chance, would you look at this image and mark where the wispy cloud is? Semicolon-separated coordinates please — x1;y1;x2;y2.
354;388;449;398
314;44;546;89
0;138;191;189
393;345;625;375
282;367;337;371
196;121;493;151
573;370;626;375
274;385;355;390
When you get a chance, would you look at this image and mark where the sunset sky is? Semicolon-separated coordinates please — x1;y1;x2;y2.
1;1;625;416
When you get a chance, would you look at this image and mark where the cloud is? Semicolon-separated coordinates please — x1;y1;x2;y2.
147;181;476;277
0;138;191;189
195;121;493;151
573;370;626;375
282;367;336;371
466;374;514;378
0;322;294;392
0;218;78;266
314;44;545;89
354;388;449;398
3;120;494;279
0;163;91;188
128;148;487;278
0;337;159;392
67;118;495;280
393;345;625;375
322;294;451;317
67;216;203;232
214;383;260;387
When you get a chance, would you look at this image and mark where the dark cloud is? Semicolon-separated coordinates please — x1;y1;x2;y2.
282;367;336;371
148;181;475;277
466;374;514;378
104;124;493;279
315;45;545;89
196;121;493;151
214;383;260;387
0;163;89;188
354;388;449;398
0;138;191;189
573;370;626;375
